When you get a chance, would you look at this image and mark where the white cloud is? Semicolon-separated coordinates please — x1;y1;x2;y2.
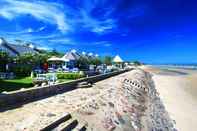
79;9;116;34
35;36;76;46
104;43;111;47
80;0;116;34
0;0;116;34
92;41;112;47
38;26;46;31
1;27;34;34
0;0;69;33
92;26;113;34
48;38;73;44
37;46;52;51
27;28;33;33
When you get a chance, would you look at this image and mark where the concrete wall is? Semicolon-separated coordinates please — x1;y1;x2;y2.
0;69;130;108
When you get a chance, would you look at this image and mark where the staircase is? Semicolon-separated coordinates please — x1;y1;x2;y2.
40;113;87;131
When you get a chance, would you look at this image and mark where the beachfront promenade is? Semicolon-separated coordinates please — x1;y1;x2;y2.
0;68;177;131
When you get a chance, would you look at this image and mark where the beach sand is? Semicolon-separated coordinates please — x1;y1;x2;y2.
142;66;197;131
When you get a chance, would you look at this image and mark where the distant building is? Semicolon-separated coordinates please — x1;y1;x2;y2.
113;55;124;69
48;49;99;70
0;37;39;57
62;49;81;61
113;55;123;63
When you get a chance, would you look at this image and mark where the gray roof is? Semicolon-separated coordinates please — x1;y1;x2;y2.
62;50;81;61
0;44;17;56
9;44;37;55
0;38;38;56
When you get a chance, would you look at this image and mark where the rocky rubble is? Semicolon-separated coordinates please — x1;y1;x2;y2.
145;72;177;131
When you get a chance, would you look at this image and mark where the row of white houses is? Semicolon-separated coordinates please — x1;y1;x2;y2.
48;49;99;62
0;37;124;70
48;49;124;69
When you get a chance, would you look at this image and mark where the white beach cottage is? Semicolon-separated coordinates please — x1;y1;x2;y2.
113;55;124;69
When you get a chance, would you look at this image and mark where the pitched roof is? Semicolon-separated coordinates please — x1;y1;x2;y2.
113;55;123;63
0;37;38;56
62;50;81;61
9;44;37;55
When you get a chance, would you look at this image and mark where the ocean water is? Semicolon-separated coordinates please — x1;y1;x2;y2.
153;64;197;70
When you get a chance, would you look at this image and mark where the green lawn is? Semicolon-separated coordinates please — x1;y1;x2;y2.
0;77;72;93
0;77;33;93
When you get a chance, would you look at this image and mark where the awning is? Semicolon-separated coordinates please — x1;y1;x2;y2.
48;56;69;62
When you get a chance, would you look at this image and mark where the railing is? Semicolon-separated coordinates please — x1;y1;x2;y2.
0;72;15;79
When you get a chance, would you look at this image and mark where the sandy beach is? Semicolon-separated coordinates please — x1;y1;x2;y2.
143;66;197;131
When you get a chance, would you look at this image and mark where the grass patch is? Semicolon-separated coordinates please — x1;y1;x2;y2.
58;79;71;83
57;73;84;80
0;73;82;93
0;77;33;92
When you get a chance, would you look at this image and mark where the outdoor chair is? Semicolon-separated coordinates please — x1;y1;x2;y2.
48;68;56;73
72;68;79;73
0;73;6;79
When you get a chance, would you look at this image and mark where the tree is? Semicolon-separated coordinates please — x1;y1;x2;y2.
47;49;64;57
103;56;113;65
133;61;142;66
77;56;90;70
89;57;102;66
15;53;34;64
11;53;34;76
11;53;49;76
33;53;49;67
0;51;11;72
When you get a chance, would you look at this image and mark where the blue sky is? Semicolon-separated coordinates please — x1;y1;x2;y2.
0;0;197;63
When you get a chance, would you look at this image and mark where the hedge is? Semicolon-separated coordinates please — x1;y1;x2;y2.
56;73;84;80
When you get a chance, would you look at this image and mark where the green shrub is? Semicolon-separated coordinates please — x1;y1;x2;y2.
57;73;84;80
111;68;119;72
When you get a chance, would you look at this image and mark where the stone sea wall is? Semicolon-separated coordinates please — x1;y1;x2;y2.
141;69;177;131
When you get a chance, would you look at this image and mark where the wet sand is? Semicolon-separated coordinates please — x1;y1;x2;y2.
143;66;197;131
